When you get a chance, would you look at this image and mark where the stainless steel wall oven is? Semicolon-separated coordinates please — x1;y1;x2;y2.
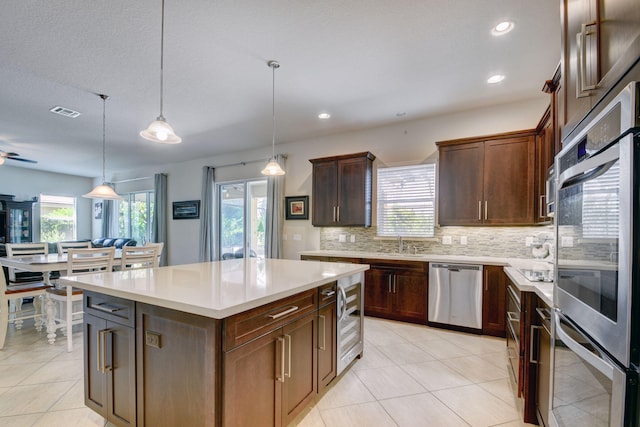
552;81;640;426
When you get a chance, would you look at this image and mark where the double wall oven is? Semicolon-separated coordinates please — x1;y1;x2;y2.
552;81;640;426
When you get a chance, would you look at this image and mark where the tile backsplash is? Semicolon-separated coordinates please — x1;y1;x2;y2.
320;225;555;259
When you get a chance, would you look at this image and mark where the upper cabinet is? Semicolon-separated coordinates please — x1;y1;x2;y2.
437;131;536;226
309;152;375;227
561;0;640;140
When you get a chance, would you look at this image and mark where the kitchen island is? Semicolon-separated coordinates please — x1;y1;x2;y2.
60;258;368;427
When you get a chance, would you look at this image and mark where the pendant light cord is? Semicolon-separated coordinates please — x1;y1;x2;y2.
101;94;109;183
271;63;276;158
159;0;165;118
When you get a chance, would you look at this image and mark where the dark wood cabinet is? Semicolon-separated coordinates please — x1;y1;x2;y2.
317;283;337;394
223;289;318;427
437;131;536;226
561;0;640;140
364;260;428;324
482;265;507;337
309;152;375;227
84;293;136;427
534;106;555;224
136;303;220;427
0;199;34;244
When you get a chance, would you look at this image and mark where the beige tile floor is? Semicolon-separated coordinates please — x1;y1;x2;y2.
0;306;536;427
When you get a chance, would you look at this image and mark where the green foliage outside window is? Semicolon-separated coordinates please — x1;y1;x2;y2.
41;207;75;242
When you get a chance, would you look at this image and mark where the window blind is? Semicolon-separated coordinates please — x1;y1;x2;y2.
582;161;619;239
376;163;436;237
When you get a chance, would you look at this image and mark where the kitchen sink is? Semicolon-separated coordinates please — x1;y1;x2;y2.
376;252;425;258
518;268;554;282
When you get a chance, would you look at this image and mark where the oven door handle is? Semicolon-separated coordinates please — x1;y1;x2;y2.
558;142;619;190
553;309;615;380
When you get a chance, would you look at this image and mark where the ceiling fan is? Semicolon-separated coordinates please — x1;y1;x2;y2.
0;149;37;165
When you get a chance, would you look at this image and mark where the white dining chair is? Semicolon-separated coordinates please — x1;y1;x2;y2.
0;263;51;349
120;245;160;270
45;247;115;348
57;240;92;254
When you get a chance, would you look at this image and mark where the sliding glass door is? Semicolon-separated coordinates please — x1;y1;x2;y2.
218;179;267;259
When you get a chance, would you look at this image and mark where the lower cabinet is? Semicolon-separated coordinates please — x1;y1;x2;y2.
84;293;136;427
482;265;507;337
364;260;428;324
223;310;317;427
317;284;337;394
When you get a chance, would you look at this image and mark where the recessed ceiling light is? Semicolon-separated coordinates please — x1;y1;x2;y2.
318;112;331;119
491;21;514;36
487;74;505;84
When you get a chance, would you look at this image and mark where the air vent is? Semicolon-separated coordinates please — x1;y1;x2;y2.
49;106;81;118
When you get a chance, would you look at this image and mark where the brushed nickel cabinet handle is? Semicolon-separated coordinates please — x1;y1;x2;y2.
530;325;542;364
319;315;326;351
388;275;392;293
336;206;340;222
267;306;299;319
484;201;488;221
333;206;337;222
539;195;546;218
276;337;285;383
478;200;482;221
284;334;292;379
484;270;488;292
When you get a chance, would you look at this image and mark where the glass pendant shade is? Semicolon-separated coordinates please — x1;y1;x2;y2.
83;183;122;200
261;159;285;176
0;157;5;165
140;116;182;144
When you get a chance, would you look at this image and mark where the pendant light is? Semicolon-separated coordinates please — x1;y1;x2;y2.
261;60;285;176
83;94;123;200
140;0;181;144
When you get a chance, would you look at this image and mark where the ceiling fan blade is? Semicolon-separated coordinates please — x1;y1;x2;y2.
6;156;38;164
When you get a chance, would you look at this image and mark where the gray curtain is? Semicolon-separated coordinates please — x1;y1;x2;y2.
265;154;285;259
101;199;113;237
153;173;168;266
199;166;216;262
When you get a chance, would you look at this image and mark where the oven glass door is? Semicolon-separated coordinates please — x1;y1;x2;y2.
555;138;631;366
551;310;626;427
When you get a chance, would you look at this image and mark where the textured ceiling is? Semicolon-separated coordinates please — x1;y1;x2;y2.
0;0;560;177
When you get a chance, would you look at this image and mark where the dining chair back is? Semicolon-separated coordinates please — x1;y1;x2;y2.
44;246;116;348
5;242;48;283
57;241;92;255
0;262;50;349
121;245;160;270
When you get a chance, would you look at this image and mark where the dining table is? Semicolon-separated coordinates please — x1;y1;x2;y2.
0;251;122;352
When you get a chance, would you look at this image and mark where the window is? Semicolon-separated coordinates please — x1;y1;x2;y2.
376;163;436;237
218;179;267;259
40;195;77;242
118;191;154;244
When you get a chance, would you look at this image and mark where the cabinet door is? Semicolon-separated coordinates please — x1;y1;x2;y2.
363;268;393;317
438;142;484;225
535;118;554;223
107;321;136;426
482;266;507;337
224;328;283;427
536;311;552;427
317;302;337;394
337;157;371;226
483;136;535;224
282;312;318;426
84;313;107;416
312;161;338;226
562;0;595;134
393;270;428;324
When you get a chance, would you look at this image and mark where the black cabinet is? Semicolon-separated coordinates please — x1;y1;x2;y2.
309;152;375;227
0;200;34;244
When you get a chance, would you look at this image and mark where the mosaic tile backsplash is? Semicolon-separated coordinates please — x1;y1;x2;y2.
320;225;556;259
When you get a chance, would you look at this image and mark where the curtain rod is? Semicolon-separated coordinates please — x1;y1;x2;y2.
212;154;287;169
111;176;153;184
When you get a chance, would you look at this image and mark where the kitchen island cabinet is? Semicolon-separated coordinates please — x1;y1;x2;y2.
62;259;368;427
437;130;536;225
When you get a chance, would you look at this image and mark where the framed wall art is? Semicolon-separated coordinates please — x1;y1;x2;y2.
173;200;200;220
285;196;309;220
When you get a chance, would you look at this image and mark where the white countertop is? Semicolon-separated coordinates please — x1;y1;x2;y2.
300;250;554;306
59;258;369;319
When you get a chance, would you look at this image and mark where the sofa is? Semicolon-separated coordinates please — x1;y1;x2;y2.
92;237;137;249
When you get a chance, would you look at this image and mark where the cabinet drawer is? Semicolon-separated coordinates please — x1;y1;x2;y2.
223;289;318;351
318;281;337;307
368;260;427;273
84;291;135;327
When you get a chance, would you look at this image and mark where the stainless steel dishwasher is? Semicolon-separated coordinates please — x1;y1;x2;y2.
428;263;483;329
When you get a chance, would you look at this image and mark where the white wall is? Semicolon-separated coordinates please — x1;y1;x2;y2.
0;166;93;240
3;96;548;264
